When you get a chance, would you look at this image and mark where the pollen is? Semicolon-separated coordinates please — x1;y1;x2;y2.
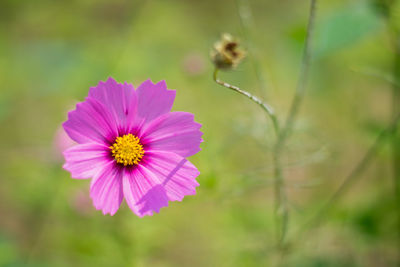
110;134;145;166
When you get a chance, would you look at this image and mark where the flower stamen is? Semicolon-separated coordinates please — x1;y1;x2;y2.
110;134;145;166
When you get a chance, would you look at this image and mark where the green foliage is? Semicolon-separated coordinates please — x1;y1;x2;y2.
314;2;382;58
0;0;398;266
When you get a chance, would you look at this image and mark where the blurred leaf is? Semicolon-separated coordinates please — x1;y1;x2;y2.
314;2;382;58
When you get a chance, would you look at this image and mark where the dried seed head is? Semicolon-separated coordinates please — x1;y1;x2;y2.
210;33;246;70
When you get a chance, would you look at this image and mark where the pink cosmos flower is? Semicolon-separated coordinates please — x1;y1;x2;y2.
62;78;202;217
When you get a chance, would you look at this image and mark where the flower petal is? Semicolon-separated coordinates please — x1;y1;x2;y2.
122;165;169;217
122;151;199;217
88;77;138;134
135;80;176;127
140;112;203;157
63;143;112;179
63;98;118;144
143;151;200;202
90;162;124;216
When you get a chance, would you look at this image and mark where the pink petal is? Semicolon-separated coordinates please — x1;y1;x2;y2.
88;77;138;134
144;151;200;202
90;162;124;216
122;151;199;217
140;112;203;157
122;165;169;217
63;143;112;179
63;98;118;144
135;80;176;127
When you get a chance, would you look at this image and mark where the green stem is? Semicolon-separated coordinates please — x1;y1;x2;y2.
273;145;287;247
213;68;284;247
389;23;400;260
278;0;317;145
383;8;400;259
214;0;317;249
213;68;280;136
273;0;318;245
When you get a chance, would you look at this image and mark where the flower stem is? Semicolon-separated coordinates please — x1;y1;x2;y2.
268;0;317;246
213;0;317;249
213;68;280;136
212;67;285;247
214;0;316;250
278;0;317;145
273;145;287;247
272;0;317;246
388;21;400;259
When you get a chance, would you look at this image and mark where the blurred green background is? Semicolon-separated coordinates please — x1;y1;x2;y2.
0;0;399;266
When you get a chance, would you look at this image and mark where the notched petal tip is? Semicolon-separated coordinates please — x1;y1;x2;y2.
137;79;155;89
96;77;118;86
90;201;117;216
90;77;134;97
91;197;119;216
105;76;118;83
155;80;168;91
135;79;176;124
103;208;118;216
138;79;175;94
104;77;129;89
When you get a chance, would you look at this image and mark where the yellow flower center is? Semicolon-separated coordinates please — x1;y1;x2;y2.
110;134;145;166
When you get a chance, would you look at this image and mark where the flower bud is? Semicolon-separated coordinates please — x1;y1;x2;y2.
211;33;246;70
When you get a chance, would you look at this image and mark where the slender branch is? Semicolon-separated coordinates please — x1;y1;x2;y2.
386;15;400;258
392;52;400;267
273;146;287;247
213;67;284;247
213;68;280;136
272;0;318;246
213;0;317;249
278;0;317;145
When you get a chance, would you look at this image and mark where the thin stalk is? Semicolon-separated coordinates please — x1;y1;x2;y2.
384;10;400;259
213;67;284;247
213;68;280;136
273;145;287;247
278;0;317;145
273;0;318;245
389;24;400;260
213;0;317;249
392;57;400;267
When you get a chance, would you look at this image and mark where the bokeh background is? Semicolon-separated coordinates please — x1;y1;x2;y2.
0;0;399;266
